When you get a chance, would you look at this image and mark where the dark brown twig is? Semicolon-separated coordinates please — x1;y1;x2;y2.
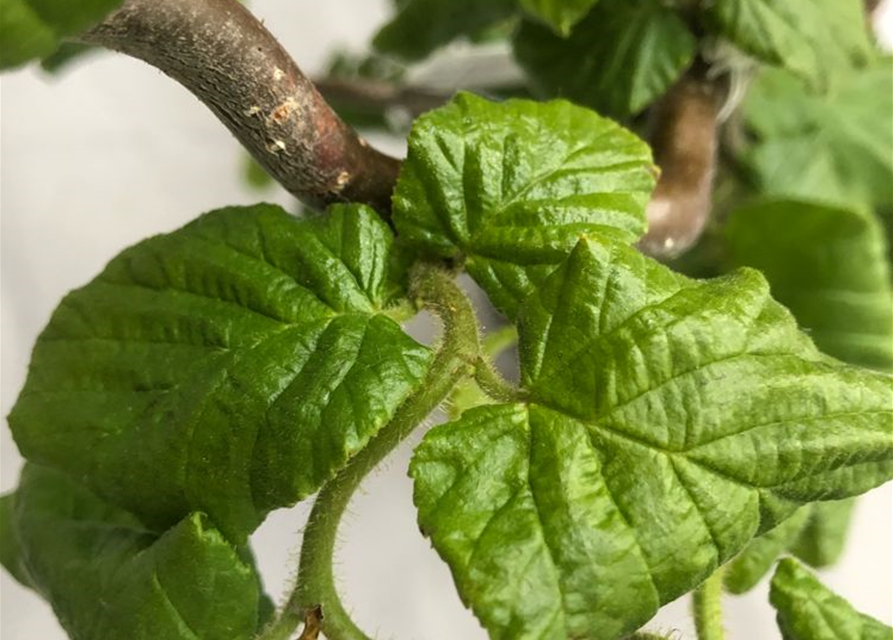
638;64;722;259
297;605;323;640
80;0;400;213
865;0;882;17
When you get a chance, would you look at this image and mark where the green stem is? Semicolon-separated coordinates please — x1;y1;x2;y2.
475;321;521;402
693;567;725;640
474;356;522;403
258;262;481;640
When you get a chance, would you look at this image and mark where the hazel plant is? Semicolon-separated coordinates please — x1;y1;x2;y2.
1;0;892;639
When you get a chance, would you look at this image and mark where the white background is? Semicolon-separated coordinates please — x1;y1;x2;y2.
1;2;892;638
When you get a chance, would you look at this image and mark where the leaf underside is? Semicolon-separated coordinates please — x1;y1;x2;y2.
725;200;893;372
9;204;432;542
789;499;858;568
412;237;893;640
704;0;872;91
743;62;893;211
513;0;696;119
723;505;811;594
1;464;263;640
518;0;600;36
771;559;893;639
373;0;516;61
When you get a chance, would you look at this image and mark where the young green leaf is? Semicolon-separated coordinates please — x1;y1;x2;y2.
513;0;696;119
4;464;263;640
518;0;599;36
393;92;656;317
789;499;857;568
771;558;893;639
703;0;873;91
0;0;123;69
411;237;893;640
723;506;811;594
9;203;432;542
743;62;893;210
373;0;516;61
725;200;893;372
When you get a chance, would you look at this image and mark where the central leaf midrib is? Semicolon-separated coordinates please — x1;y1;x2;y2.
523;429;569;637
183;223;382;316
151;571;202;640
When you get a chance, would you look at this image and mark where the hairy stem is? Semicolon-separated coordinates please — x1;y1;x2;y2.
693;567;726;640
474;356;522;403
80;0;400;213
258;263;481;640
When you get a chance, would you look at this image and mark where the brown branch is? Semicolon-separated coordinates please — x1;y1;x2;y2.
297;605;323;640
637;64;721;259
80;0;400;214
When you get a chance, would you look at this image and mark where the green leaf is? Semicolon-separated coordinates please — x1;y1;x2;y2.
0;493;32;588
703;0;873;91
513;0;696;119
373;0;516;61
725;200;893;372
393;92;656;317
9;203;432;542
242;152;276;191
519;0;599;35
40;42;98;73
0;0;123;70
789;499;857;568
771;558;893;639
4;464;263;640
723;506;811;595
743;62;893;210
411;237;893;640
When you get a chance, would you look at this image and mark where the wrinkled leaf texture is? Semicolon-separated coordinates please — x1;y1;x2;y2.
393;92;656;318
412;237;893;639
9;204;432;542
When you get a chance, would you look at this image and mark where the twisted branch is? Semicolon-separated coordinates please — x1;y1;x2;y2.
80;0;400;213
638;64;722;259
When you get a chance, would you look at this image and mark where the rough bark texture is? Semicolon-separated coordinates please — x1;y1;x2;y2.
81;0;400;214
638;65;721;259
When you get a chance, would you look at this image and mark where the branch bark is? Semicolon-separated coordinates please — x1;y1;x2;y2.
80;0;400;214
638;63;721;259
